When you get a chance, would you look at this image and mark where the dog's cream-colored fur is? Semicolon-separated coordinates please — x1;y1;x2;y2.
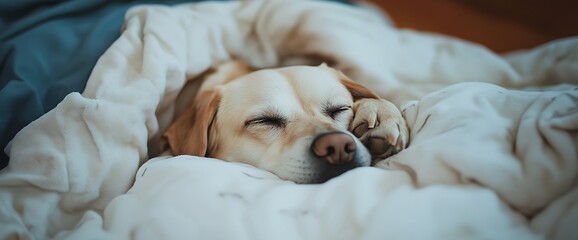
164;61;408;183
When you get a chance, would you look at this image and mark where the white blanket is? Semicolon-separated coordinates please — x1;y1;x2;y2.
1;0;577;239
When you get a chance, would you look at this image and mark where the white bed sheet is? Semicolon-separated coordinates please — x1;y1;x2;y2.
1;0;577;239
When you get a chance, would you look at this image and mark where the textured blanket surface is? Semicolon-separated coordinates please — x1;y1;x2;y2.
0;0;203;169
1;0;577;239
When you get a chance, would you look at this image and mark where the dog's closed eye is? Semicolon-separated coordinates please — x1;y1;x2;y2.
245;114;287;128
324;105;352;120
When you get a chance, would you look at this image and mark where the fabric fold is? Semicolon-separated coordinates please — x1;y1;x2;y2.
0;0;576;239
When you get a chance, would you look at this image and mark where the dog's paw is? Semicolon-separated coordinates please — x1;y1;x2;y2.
349;98;409;160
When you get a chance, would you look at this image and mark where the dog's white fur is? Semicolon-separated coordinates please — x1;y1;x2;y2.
164;61;408;183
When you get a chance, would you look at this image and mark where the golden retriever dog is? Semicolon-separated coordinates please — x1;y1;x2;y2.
163;61;408;183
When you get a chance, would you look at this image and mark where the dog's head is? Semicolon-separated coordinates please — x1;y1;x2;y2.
164;64;379;183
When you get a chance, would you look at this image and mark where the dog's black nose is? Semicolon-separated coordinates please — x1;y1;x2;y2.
311;132;356;164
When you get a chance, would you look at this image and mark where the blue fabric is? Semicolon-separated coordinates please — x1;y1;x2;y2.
0;0;204;169
0;0;352;169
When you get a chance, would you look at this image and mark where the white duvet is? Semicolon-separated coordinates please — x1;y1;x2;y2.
1;0;577;239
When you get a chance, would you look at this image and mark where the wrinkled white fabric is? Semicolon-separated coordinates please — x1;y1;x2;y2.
0;0;576;239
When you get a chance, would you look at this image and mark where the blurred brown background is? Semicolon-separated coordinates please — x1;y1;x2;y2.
365;0;578;53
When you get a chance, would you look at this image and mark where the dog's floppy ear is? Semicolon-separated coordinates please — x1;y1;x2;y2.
163;89;221;157
335;70;380;100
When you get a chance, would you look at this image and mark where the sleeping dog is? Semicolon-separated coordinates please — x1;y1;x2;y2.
163;61;408;183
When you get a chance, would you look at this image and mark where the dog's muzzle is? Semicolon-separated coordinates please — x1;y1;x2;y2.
311;132;356;165
307;131;367;183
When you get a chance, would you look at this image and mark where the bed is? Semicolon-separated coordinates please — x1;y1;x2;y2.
1;0;577;239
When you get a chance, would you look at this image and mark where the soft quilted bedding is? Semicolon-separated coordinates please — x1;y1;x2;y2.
1;0;577;239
